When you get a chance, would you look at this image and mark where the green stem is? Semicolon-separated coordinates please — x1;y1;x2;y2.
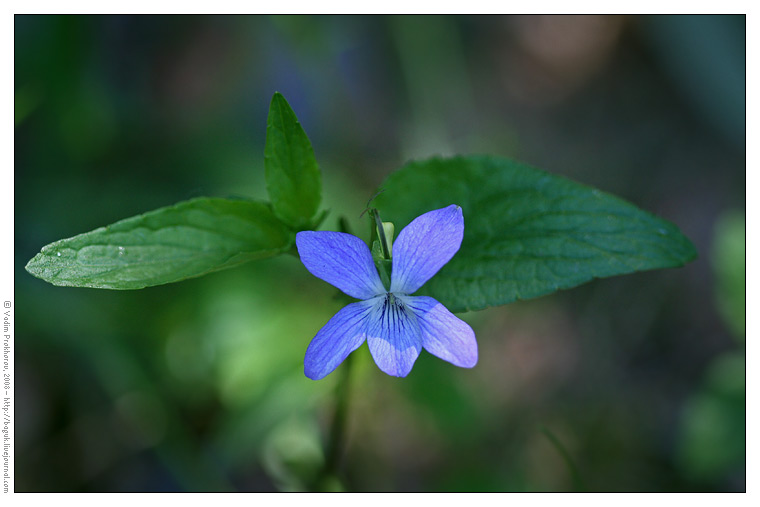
313;352;353;491
538;425;587;492
327;353;353;471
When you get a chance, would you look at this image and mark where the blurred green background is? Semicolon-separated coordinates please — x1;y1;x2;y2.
15;15;745;492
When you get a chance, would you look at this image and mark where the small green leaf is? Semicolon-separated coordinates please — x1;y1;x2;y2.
25;197;293;289
374;155;697;312
264;92;322;229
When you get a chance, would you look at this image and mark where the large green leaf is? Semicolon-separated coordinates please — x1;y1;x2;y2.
264;92;322;229
374;155;697;312
25;197;293;289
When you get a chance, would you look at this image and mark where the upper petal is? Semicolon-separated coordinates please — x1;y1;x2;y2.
296;231;385;300
304;300;376;380
402;295;477;368
365;295;423;377
390;205;464;294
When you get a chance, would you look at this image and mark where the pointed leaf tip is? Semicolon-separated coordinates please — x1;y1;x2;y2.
25;197;292;289
264;92;322;229
374;155;697;312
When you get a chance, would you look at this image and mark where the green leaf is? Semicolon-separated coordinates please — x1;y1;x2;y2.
264;92;322;229
374;155;697;312
25;197;293;289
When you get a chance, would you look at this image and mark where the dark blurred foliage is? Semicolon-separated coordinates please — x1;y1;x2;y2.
14;15;745;492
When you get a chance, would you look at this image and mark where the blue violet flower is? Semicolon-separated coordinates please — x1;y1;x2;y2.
296;205;478;379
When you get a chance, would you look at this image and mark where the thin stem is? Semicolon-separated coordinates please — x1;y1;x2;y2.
538;425;587;492
311;352;353;491
325;352;353;474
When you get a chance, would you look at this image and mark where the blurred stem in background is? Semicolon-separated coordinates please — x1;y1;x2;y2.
313;352;354;491
389;15;475;158
538;425;587;492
